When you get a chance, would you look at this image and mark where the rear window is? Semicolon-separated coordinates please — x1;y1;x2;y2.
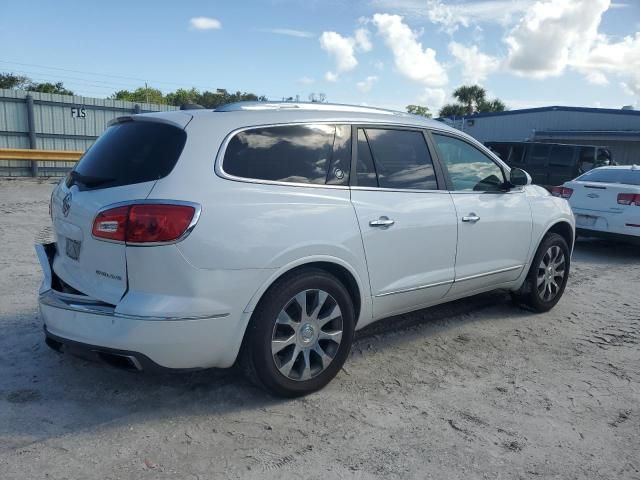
223;124;349;185
72;121;186;190
577;168;640;186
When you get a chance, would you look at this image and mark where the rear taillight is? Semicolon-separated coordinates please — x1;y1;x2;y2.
617;193;640;206
551;186;574;199
92;206;129;242
92;203;197;244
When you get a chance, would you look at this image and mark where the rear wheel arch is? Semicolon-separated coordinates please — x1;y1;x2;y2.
249;261;363;326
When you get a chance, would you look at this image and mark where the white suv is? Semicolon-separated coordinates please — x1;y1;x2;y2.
37;102;575;396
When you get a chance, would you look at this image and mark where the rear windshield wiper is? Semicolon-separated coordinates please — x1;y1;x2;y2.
68;170;116;188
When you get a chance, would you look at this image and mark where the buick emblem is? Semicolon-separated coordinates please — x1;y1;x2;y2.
587;193;599;199
62;193;72;217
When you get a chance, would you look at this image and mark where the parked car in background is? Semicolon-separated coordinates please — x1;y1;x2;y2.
37;102;575;397
553;165;640;244
486;141;613;189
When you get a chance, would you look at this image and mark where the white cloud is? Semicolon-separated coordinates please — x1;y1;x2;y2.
372;13;447;87
189;17;221;30
585;71;609;85
263;28;314;38
354;28;373;52
298;76;315;85
505;0;610;78
370;0;531;33
325;71;338;82
580;33;640;95
449;42;501;83
319;31;358;78
419;87;447;112
357;75;379;92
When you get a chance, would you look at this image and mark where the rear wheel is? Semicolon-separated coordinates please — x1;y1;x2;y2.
240;268;355;397
512;233;570;312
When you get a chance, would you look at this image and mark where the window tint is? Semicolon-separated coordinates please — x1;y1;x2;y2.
486;143;510;162
364;129;437;190
432;134;505;192
510;145;525;164
549;146;575;167
527;144;550;165
326;125;351;186
72;121;186;190
223;124;336;184
356;129;378;187
577;168;640;186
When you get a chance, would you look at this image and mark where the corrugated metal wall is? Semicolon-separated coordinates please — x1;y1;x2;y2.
462;109;640;143
0;89;178;176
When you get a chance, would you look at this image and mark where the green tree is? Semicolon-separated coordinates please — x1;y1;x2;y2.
477;98;506;113
26;81;74;95
111;86;165;104
165;87;200;106
438;84;507;118
406;105;432;118
0;73;30;89
453;85;487;115
438;103;467;118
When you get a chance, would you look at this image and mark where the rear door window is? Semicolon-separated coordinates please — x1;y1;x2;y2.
71;121;187;190
362;128;438;190
223;124;349;185
509;145;525;164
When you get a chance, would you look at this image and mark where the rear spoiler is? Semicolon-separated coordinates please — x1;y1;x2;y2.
107;113;193;130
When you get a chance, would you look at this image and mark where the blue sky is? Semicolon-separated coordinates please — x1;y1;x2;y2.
1;0;639;113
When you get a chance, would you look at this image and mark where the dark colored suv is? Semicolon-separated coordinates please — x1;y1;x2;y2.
485;142;613;189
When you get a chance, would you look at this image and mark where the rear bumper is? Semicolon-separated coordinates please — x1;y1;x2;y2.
576;228;640;244
36;243;250;369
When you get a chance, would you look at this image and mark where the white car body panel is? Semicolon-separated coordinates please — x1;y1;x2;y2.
563;167;640;239
350;189;457;319
37;104;575;370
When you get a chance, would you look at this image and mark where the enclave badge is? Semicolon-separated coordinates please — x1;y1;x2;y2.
62;193;72;217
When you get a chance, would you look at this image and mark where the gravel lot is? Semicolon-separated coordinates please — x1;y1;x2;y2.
1;178;639;480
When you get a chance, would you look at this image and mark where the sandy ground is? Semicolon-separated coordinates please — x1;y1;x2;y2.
0;178;638;480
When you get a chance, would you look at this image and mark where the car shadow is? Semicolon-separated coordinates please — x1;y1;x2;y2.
572;237;640;265
0;291;529;451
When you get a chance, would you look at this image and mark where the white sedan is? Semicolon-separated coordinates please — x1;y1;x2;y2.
554;165;640;243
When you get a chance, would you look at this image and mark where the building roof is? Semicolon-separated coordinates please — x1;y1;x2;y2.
441;105;640;120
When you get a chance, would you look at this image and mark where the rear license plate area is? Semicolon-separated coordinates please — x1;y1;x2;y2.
576;214;596;227
65;238;82;260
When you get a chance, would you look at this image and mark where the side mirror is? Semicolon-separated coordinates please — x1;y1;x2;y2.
510;168;531;187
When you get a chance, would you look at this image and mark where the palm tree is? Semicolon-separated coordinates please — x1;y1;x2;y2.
478;98;506;113
453;85;487;115
438;103;467;118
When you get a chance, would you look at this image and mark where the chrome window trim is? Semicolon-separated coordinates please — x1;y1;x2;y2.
215;121;452;191
39;289;229;321
91;199;202;247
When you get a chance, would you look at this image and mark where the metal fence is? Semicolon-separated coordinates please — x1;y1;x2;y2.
0;88;178;176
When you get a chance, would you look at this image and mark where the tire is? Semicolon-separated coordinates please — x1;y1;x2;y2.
512;232;570;313
240;268;355;397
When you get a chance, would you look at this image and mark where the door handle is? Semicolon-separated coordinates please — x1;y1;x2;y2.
369;216;395;228
462;213;480;223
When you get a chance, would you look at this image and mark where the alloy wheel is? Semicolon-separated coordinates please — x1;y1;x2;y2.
536;245;566;302
271;289;343;381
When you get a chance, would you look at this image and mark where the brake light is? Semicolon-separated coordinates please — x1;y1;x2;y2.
92;203;197;243
551;186;573;199
617;193;640;206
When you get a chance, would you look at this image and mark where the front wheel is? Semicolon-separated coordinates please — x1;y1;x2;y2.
512;232;570;312
240;268;355;397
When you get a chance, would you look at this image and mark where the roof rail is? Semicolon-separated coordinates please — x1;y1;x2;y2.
215;101;405;116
